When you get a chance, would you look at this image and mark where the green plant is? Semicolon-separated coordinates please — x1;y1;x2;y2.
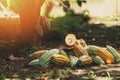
87;70;96;79
101;71;116;80
82;70;96;79
31;72;42;78
50;15;83;34
25;78;31;80
0;74;6;80
4;78;11;80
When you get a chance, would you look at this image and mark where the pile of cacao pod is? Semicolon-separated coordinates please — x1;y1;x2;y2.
28;34;120;67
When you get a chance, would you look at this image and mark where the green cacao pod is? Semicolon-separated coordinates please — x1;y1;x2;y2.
87;45;98;55
91;55;105;65
69;55;78;67
39;49;59;67
106;45;120;63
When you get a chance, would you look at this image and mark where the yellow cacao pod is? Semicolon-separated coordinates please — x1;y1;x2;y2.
65;34;76;47
78;39;88;49
78;55;93;66
97;47;114;64
73;41;89;58
29;50;48;58
52;54;70;64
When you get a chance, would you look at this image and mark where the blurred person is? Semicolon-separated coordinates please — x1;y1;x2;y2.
14;0;50;47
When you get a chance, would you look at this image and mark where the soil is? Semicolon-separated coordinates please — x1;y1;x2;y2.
0;21;120;79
